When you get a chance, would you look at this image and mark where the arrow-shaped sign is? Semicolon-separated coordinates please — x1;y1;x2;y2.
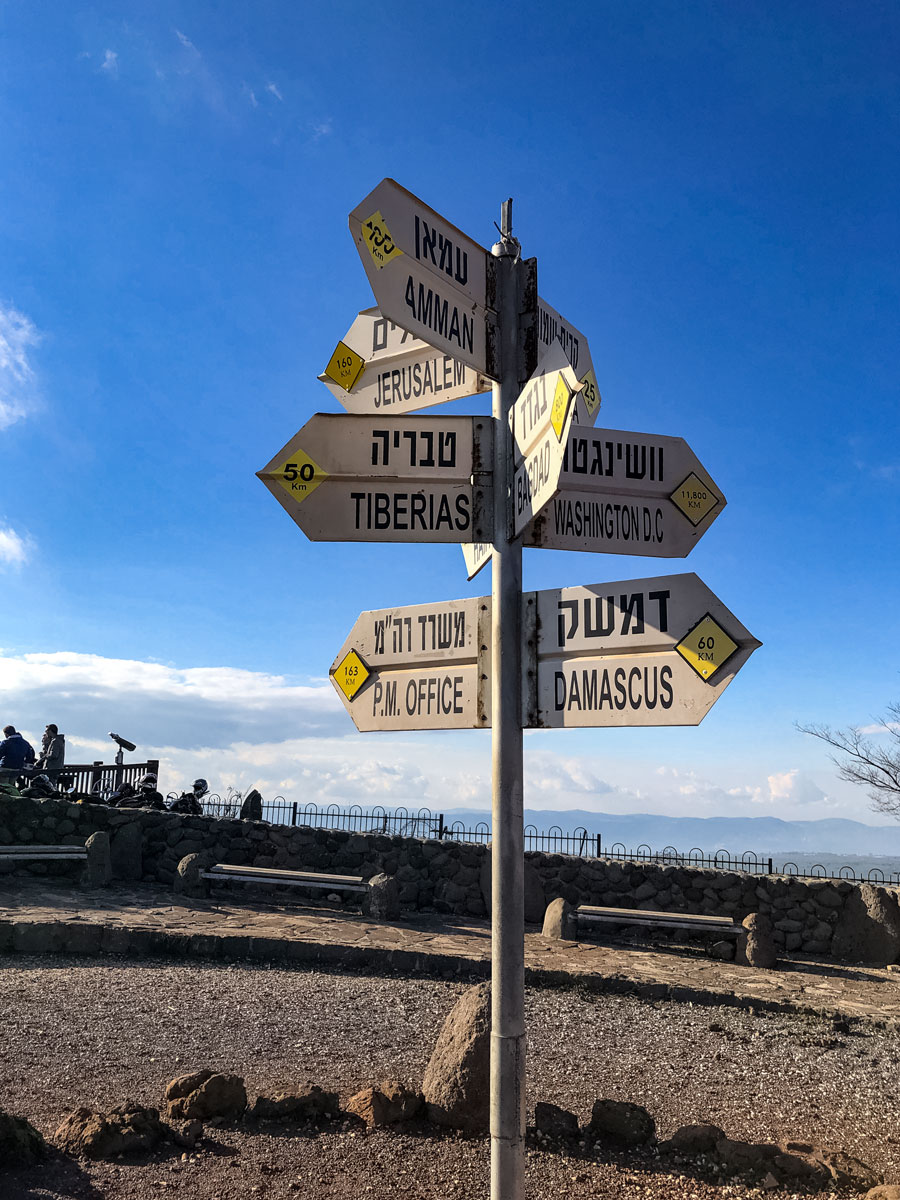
257;414;492;543
511;341;582;537
318;307;490;415
330;596;491;732
349;179;496;378
330;573;759;731
525;426;726;558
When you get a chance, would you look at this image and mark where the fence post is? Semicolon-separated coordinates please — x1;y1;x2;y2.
596;833;601;859
768;857;773;875
438;814;445;841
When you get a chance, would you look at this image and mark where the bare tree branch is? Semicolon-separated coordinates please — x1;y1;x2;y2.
797;716;900;819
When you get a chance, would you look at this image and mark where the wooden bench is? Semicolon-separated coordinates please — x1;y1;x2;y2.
202;863;367;897
0;844;88;864
0;837;111;887
577;905;741;938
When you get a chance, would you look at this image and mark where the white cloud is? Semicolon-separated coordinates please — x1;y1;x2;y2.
266;81;283;102
175;30;197;52
0;304;41;429
311;119;332;140
243;84;258;108
100;49;118;76
0;526;29;568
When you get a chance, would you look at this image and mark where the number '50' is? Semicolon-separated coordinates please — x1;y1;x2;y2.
284;462;315;482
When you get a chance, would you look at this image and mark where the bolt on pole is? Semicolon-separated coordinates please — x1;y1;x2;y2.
490;198;526;1200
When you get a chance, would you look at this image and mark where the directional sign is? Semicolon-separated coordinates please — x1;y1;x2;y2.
526;572;759;728
330;597;491;731
318;307;490;415
525;427;726;558
331;573;758;731
537;297;601;427
257;414;492;544
349;179;495;378
511;342;582;537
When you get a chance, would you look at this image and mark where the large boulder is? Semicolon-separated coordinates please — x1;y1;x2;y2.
362;873;400;921
248;1086;338;1122
0;1109;46;1166
479;856;546;924
83;832;112;887
110;821;143;881
422;983;491;1132
165;1070;246;1120
658;1123;726;1155
54;1102;169;1159
542;897;576;940
174;853;213;899
832;884;900;965
588;1099;655;1146
345;1081;422;1127
735;913;777;968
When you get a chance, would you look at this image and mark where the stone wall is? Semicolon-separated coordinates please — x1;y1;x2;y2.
0;795;886;960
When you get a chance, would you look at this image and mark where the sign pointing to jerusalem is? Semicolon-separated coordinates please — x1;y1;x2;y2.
331;573;758;732
349;179;496;378
318;307;490;415
330;596;491;732
257;414;492;543
525;427;726;558
537;296;601;427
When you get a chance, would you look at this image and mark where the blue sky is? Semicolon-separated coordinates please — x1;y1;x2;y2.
1;2;899;828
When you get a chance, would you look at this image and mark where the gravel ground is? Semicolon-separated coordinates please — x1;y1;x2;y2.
1;955;898;1199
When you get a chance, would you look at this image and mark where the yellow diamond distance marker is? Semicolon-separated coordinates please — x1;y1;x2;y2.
580;369;602;421
360;210;403;269
324;341;366;392
675;615;739;681
271;449;327;504
332;650;370;702
670;472;721;526
550;373;574;442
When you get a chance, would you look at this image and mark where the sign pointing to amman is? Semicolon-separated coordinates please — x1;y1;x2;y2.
348;179;496;378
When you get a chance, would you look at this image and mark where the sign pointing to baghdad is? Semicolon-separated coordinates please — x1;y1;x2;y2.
257;414;492;544
349;179;496;378
511;341;582;537
330;573;759;731
318;307;490;415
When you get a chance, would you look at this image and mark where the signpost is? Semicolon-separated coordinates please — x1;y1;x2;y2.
257;413;492;543
258;178;761;1200
319;306;490;414
349;179;496;377
525;426;725;557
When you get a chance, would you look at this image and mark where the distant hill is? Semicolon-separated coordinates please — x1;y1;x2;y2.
435;808;900;858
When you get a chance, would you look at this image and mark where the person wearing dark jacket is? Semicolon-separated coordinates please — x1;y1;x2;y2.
36;725;65;775
0;726;36;779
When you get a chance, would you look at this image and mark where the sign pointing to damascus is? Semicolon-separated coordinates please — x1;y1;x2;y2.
257;413;492;543
348;179;496;379
318;307;490;415
330;573;759;732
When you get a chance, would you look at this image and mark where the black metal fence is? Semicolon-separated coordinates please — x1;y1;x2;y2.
193;798;900;886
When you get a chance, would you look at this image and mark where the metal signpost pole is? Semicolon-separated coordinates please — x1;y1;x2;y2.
490;200;525;1200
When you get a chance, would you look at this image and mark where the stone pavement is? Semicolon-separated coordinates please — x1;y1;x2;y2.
1;879;898;1026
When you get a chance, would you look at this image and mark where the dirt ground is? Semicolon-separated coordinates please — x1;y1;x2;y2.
0;955;897;1199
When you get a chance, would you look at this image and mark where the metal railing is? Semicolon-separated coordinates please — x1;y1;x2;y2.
185;799;900;886
15;760;162;799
